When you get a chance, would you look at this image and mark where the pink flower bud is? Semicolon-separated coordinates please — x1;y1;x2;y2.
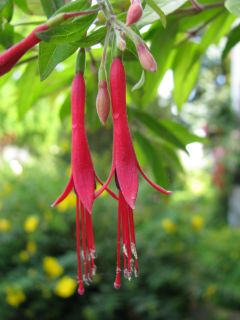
116;31;126;52
96;80;111;125
136;43;157;72
126;0;143;26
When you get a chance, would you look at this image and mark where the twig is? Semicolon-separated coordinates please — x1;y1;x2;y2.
175;1;224;16
13;21;45;27
16;55;38;66
175;9;224;47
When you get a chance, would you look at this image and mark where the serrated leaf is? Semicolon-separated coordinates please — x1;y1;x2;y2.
132;71;145;91
39;42;78;80
37;13;97;43
146;0;167;28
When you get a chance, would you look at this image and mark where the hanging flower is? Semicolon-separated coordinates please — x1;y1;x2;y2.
95;57;171;289
0;10;98;77
0;24;48;77
52;50;117;296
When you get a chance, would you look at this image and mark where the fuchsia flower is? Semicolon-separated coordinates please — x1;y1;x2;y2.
0;10;97;77
95;57;171;289
0;24;48;76
52;50;117;295
126;0;143;26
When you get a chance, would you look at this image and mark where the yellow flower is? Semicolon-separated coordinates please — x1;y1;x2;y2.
6;288;26;307
191;215;204;231
54;276;77;298
24;216;39;233
57;193;75;212
26;241;37;253
161;218;176;234
19;250;29;262
0;218;11;232
43;256;64;278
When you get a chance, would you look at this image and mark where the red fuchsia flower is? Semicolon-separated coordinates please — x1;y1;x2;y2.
52;50;117;295
126;0;143;26
95;57;171;289
0;10;97;77
0;24;48;77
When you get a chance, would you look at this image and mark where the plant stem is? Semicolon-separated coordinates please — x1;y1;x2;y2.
16;55;38;66
13;21;45;27
175;9;224;47
176;1;224;15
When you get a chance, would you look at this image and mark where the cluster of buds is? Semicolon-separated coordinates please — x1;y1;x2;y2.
0;1;168;295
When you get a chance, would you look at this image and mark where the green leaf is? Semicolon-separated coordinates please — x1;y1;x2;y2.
17;63;40;118
0;0;13;22
0;23;14;48
134;131;170;187
60;94;71;120
225;0;240;17
0;0;8;10
222;24;240;59
140;0;187;26
130;109;187;152
172;42;200;109
15;0;31;13
53;0;89;15
40;0;64;18
37;13;97;43
132;71;145;91
39;42;78;80
146;0;167;28
142;22;178;106
76;27;106;48
159;120;206;144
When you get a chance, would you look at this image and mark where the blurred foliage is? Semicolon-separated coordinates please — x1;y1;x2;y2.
1;0;240;319
1;159;240;320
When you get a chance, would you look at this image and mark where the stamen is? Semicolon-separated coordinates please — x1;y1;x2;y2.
80;203;88;284
76;197;84;295
114;192;122;289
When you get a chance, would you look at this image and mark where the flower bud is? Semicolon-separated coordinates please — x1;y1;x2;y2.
136;43;157;72
116;31;126;52
126;0;143;26
96;80;111;125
